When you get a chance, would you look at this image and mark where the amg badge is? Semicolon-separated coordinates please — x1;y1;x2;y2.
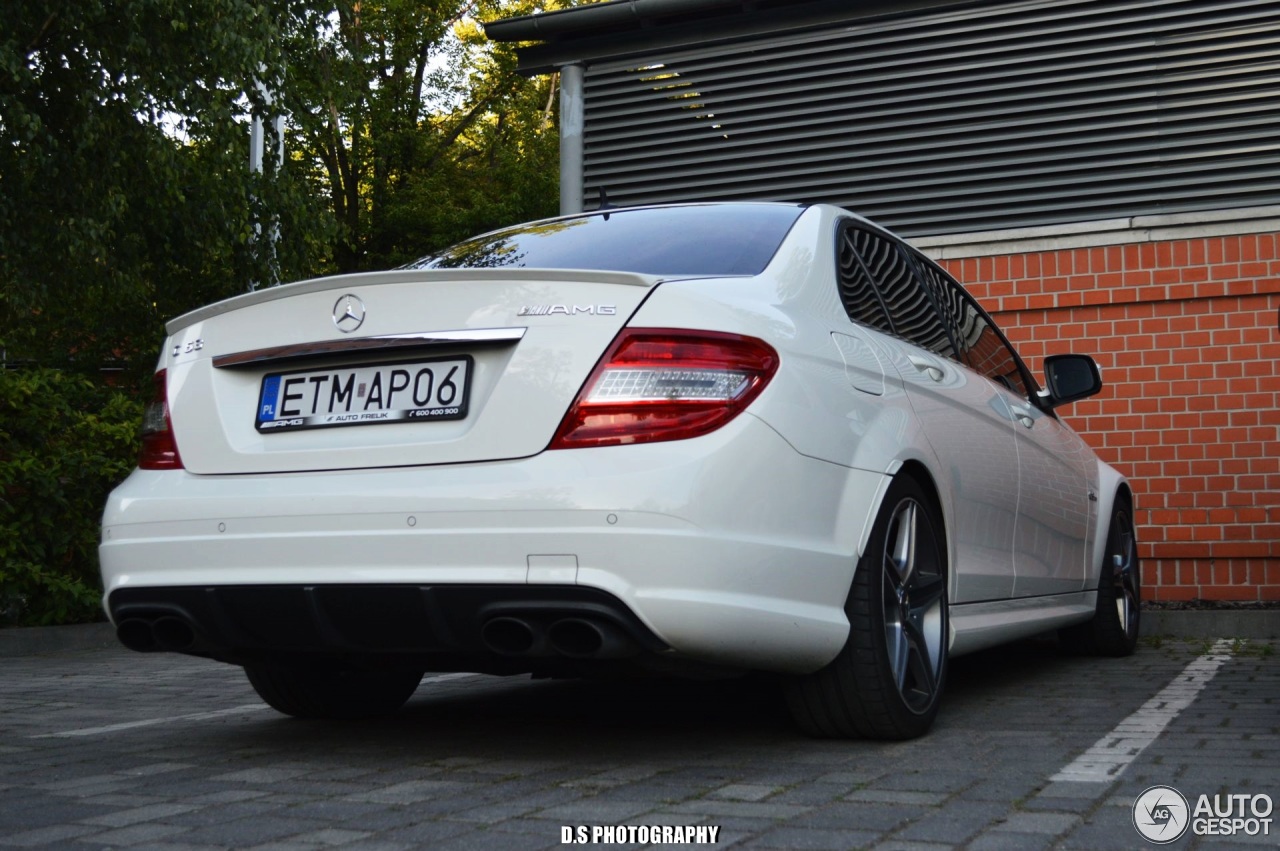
518;305;617;316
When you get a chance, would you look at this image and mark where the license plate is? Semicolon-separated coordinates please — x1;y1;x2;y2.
255;356;472;432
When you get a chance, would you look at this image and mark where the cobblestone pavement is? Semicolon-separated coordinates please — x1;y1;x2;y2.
0;636;1275;850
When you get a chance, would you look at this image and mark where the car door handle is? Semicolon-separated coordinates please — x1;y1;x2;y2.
907;355;945;382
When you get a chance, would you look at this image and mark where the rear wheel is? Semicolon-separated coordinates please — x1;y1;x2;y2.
245;666;423;719
1061;499;1140;657
786;475;948;740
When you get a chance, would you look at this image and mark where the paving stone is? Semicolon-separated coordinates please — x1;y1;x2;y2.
0;796;117;832
664;800;812;820
117;762;198;777
344;780;470;804
163;800;286;827
119;843;232;851
0;824;102;847
170;815;329;846
532;800;657;822
0;638;1274;851
767;784;850;807
990;811;1083;835
209;766;316;784
409;826;561;851
740;826;881;848
72;822;189;846
80;802;201;827
290;827;375;845
185;789;272;805
967;836;1056;851
446;801;544;823
892;801;1008;844
791;802;917;833
844;789;949;806
711;784;781;802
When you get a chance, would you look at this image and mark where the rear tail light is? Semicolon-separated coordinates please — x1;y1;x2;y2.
139;369;183;470
550;328;779;449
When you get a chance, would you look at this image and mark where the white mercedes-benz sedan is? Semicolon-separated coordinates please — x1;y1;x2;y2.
100;202;1138;739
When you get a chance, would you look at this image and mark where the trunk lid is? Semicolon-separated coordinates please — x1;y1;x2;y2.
163;268;659;474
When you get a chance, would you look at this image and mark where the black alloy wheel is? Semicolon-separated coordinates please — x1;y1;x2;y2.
1062;499;1140;657
786;474;948;740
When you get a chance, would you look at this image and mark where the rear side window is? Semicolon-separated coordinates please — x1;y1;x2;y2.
836;228;894;333
840;225;957;360
411;204;805;277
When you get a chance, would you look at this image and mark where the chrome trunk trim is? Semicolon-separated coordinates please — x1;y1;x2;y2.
212;328;526;369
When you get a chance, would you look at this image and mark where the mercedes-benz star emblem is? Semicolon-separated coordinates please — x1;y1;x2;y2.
332;294;366;333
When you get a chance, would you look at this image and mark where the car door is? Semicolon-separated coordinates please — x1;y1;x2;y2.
922;261;1094;597
1002;400;1096;596
837;223;1020;604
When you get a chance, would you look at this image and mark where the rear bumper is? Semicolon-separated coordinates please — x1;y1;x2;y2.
100;414;887;674
107;583;671;675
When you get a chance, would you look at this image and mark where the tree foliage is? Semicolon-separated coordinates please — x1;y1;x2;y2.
2;0;577;377
0;0;331;379
285;0;568;273
0;368;141;625
0;0;578;625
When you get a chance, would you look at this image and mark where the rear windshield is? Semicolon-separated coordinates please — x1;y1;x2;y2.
411;204;805;277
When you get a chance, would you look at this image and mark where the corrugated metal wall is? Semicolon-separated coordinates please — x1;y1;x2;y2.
582;0;1280;235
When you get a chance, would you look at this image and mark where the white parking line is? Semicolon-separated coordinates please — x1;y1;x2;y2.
1050;639;1233;783
31;672;478;739
32;704;271;738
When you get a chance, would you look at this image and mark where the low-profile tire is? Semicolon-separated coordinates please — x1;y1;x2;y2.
1061;498;1140;657
244;665;424;719
785;474;949;740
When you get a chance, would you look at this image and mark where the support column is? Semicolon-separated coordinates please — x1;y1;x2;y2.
559;62;585;216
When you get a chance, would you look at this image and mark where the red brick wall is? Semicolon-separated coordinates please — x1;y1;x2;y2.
936;233;1280;602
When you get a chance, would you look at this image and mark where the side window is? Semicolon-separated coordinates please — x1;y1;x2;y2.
836;226;893;334
843;227;956;360
927;264;1031;398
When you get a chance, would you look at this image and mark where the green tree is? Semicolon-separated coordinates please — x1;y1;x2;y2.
0;0;332;625
284;0;570;274
0;0;577;625
0;0;331;379
0;368;140;625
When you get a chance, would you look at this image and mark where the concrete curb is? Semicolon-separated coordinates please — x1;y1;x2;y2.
2;610;1277;658
0;622;117;658
1140;609;1280;640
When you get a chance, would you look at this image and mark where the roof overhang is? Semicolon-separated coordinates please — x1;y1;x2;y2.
485;0;982;75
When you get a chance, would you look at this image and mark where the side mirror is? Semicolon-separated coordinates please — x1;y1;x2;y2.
1043;354;1102;408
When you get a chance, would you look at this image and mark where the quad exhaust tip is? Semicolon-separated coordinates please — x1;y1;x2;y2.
116;618;160;653
115;615;198;653
480;617;538;655
548;618;608;658
480;615;639;659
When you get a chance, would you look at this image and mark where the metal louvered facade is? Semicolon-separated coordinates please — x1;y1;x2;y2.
573;0;1280;236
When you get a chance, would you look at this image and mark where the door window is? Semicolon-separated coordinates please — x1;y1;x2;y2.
921;262;1032;398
